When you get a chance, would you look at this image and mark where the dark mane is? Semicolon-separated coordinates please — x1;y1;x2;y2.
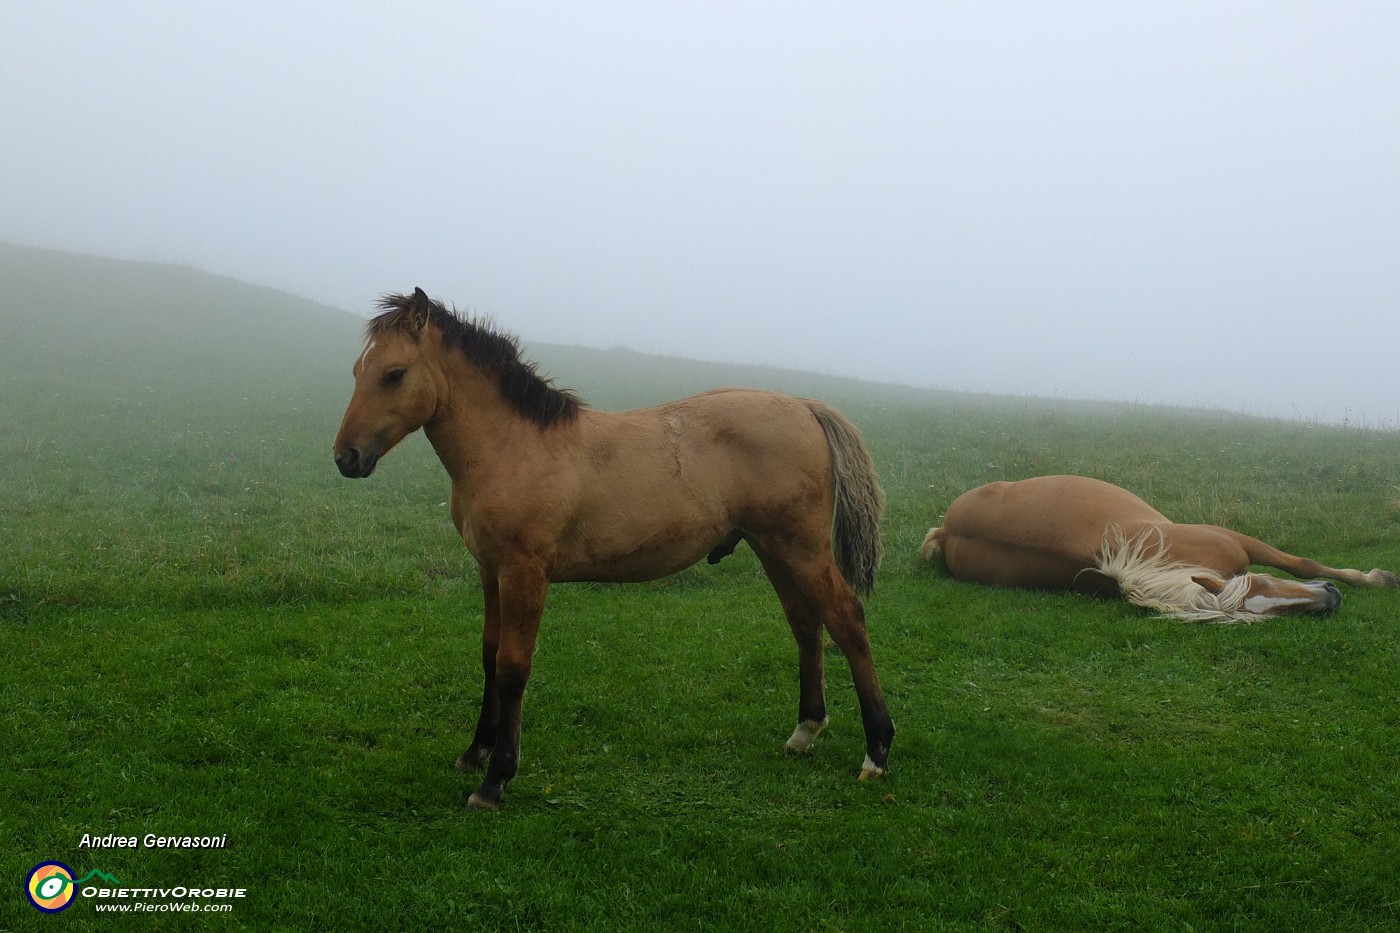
368;291;583;427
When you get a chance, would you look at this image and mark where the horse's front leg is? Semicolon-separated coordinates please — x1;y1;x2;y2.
466;560;548;811
456;567;501;773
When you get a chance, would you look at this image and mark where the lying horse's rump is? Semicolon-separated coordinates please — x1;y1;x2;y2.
923;475;1396;622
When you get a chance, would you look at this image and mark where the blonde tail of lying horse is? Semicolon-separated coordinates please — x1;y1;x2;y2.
808;401;885;596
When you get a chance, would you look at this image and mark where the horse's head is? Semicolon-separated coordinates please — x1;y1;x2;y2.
1192;572;1342;619
333;288;444;478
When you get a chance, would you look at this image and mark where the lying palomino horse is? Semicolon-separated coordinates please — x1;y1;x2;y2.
333;288;894;809
922;475;1397;622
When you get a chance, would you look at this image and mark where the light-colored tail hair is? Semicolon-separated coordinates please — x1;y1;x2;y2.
920;527;943;562
808;402;885;596
1094;526;1255;623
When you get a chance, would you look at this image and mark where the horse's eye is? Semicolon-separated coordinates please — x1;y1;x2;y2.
383;368;407;387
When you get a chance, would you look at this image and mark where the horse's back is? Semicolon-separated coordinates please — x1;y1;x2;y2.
946;476;1167;532
609;387;831;482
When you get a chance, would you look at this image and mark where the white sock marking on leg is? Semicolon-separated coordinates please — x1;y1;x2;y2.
784;717;828;753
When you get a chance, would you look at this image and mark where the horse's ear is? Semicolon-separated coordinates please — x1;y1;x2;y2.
408;287;433;334
1191;574;1227;595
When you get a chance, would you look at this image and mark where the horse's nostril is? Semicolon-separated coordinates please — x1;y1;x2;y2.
335;447;361;476
335;444;380;478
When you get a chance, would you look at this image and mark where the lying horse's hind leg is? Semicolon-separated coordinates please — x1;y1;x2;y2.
1229;529;1400;589
456;568;502;773
755;546;894;779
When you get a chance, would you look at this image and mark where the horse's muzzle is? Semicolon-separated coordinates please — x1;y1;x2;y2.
334;446;379;479
1318;580;1343;615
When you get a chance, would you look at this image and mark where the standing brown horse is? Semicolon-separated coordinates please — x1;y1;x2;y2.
923;475;1397;622
333;288;894;809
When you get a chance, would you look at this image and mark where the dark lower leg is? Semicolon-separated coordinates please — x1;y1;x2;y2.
785;625;828;752
467;666;528;810
456;644;498;771
465;564;546;810
825;596;894;776
458;572;501;771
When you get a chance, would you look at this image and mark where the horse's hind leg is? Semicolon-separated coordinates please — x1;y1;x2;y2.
820;572;895;780
1229;529;1400;588
760;562;830;752
755;546;894;779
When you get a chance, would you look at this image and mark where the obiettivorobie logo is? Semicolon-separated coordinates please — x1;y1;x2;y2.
25;861;247;915
25;863;121;914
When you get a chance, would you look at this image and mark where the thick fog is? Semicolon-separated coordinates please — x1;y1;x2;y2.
3;2;1396;423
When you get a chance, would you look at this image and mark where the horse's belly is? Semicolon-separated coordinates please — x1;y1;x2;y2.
550;522;728;583
940;532;1105;593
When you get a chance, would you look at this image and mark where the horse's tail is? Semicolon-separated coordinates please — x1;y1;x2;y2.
807;401;885;596
920;527;944;562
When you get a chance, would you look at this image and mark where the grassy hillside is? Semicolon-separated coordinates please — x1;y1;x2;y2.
4;243;1400;929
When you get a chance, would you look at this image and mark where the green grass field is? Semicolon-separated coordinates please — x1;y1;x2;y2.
4;242;1399;929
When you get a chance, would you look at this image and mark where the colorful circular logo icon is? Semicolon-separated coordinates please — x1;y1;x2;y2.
26;862;76;913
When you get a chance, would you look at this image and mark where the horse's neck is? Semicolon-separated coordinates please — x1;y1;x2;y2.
421;359;540;481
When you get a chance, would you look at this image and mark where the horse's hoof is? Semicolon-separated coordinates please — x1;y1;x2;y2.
784;717;829;754
858;755;887;781
466;790;501;811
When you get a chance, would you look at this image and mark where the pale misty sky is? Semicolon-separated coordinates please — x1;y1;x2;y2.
3;2;1396;423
